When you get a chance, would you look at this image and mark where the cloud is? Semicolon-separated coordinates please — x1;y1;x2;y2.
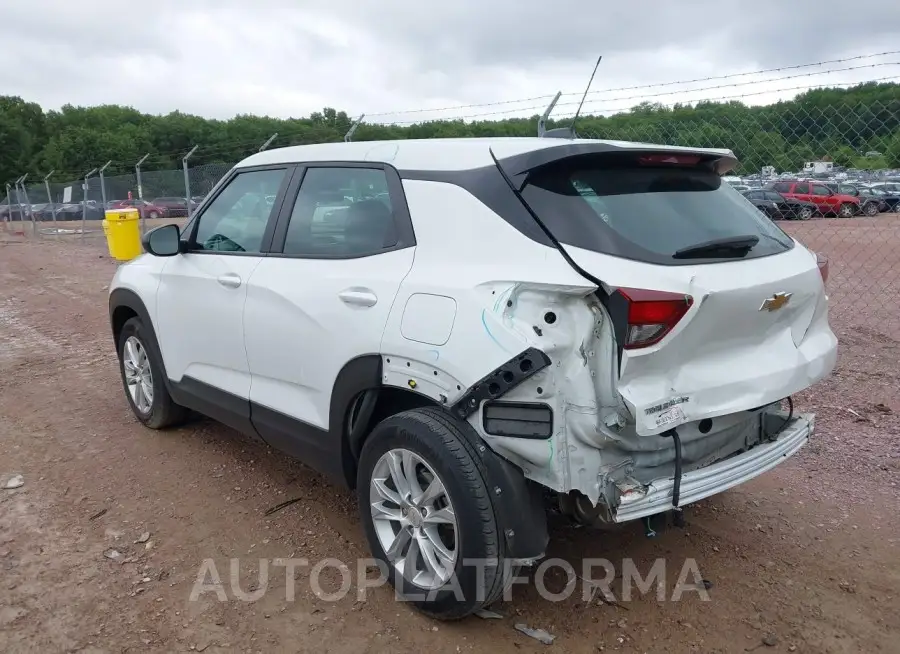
0;0;898;122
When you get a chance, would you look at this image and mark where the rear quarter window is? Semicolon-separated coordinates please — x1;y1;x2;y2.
520;164;794;266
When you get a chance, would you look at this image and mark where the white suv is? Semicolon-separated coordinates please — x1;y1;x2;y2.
109;137;837;618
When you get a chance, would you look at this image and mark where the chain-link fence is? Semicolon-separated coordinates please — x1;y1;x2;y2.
570;101;900;345
2;100;899;347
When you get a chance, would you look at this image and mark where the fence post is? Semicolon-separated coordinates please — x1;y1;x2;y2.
537;92;562;137
18;174;37;237
43;170;57;237
135;153;149;234
81;168;97;241
344;115;365;142
99;160;112;211
3;183;11;230
182;145;199;219
259;133;278;152
13;176;23;225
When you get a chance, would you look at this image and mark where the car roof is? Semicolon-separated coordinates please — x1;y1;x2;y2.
237;137;736;173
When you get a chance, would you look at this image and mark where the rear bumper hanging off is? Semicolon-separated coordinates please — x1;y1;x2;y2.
613;413;814;522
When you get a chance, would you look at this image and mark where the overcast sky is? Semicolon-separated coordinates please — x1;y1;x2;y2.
1;0;899;124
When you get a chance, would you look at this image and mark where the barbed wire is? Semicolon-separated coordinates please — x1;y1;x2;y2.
379;76;900;125
365;50;900;118
8;51;900;185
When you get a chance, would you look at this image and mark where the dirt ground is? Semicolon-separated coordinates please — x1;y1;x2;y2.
1;216;898;653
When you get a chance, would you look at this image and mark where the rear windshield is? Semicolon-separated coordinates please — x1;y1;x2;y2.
520;163;794;265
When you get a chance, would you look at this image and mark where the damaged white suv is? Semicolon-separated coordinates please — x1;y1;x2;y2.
108;137;837;618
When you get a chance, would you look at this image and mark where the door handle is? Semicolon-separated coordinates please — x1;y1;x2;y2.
338;288;377;307
217;273;242;289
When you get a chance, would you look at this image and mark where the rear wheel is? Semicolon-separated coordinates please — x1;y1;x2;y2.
357;408;514;620
838;203;855;218
117;317;187;429
797;206;813;220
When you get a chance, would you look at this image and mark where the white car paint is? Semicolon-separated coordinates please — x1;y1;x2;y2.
156;253;263;398
111;136;838;519
243;249;415;429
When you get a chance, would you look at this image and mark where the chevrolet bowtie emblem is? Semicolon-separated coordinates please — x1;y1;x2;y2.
759;292;793;312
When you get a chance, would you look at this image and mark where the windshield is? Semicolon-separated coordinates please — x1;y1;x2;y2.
520;163;793;265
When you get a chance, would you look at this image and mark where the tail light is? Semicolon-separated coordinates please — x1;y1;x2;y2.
815;252;829;284
617;287;694;349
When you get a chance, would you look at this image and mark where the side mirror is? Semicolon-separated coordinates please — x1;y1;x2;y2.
142;223;182;257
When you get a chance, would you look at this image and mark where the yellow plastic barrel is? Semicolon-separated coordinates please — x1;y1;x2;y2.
103;208;142;261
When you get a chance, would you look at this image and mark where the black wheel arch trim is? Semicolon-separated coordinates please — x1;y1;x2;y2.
449;347;552;420
445;407;549;560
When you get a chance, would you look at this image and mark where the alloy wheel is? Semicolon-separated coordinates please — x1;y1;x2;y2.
369;448;458;590
123;336;154;414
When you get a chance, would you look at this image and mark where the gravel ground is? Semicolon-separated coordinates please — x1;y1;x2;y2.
1;218;898;653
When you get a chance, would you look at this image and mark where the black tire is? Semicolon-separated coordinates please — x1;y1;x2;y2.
863;202;879;217
357;407;514;620
838;203;855;218
117;316;187;429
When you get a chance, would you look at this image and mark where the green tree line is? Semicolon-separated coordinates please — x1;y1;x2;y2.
2;81;899;186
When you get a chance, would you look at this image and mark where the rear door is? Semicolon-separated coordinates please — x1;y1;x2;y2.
511;152;836;435
243;163;416;471
791;181;814;207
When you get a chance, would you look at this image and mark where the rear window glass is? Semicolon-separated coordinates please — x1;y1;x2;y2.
520;164;794;265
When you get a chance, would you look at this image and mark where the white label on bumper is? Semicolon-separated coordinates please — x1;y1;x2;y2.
654;404;686;428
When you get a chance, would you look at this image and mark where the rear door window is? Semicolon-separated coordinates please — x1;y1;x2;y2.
281;167;400;258
520;163;793;266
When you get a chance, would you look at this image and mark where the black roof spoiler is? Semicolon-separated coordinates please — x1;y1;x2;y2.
493;142;739;191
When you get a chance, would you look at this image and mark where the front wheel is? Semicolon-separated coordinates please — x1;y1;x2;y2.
838;203;855;218
863;202;879;217
148;210;160;220
117;317;187;429
357;408;514;620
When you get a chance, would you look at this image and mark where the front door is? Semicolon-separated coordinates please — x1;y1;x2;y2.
155;166;293;432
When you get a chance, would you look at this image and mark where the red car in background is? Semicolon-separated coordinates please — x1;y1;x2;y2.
108;199;168;220
769;180;860;218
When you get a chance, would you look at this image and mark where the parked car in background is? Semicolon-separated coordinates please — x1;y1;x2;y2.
861;185;900;212
109;199;168;220
56;201;105;221
822;183;881;216
1;203;27;221
151;197;195;218
868;181;900;194
742;189;817;220
769;180;860;218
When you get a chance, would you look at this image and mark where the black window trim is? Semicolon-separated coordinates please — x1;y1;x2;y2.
267;161;417;260
182;163;298;257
